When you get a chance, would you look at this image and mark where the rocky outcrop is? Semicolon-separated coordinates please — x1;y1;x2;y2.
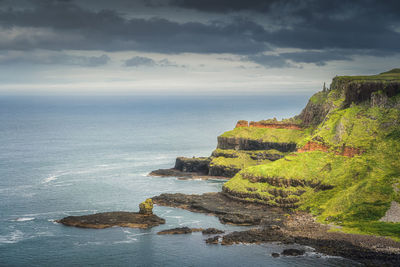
211;150;238;158
152;192;400;266
281;249;306;256
157;227;203;235
57;211;165;229
208;164;240;178
235;120;302;130
248;152;284;161
149;168;207;178
297;92;333;126
57;200;165;229
152;192;286;226
174;157;210;174
139;198;153;215
380;201;400;223
297;141;362;157
249;121;302;130
330;78;400;107
202;228;225;235
217;137;297;152
235;120;249;127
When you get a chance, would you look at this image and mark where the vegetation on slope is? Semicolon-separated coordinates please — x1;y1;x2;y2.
221;70;400;240
220;127;309;144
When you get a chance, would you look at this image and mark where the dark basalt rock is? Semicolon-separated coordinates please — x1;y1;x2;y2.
152;192;286;226
281;249;305;256
217;137;297;152
249;153;284;161
153;192;400;266
149;168;206;178
221;228;290;245
205;236;220;244
271;253;280;258
175;157;210;174
208;164;240;178
157;227;203;235
57;211;165;229
202;228;225;235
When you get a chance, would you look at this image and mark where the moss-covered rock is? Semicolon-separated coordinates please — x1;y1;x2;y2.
139;198;154;215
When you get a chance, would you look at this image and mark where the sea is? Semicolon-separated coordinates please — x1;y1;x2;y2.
0;95;360;266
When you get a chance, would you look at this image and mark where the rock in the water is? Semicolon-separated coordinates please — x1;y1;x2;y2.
271;253;280;258
281;249;305;256
157;227;202;235
205;236;220;244
139;198;153;215
57;211;165;229
202;228;225;235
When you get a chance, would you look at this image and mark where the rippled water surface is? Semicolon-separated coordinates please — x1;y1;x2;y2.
0;95;359;266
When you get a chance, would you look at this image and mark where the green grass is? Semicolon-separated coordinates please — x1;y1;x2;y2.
333;70;400;83
219;70;400;240
332;221;400;242
220;127;308;144
210;152;270;169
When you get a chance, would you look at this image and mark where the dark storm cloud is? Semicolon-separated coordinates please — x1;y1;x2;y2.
167;0;400;53
0;1;268;54
0;53;110;67
0;0;399;68
166;0;283;13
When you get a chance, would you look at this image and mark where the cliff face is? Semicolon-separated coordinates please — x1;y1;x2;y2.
330;77;400;107
217;136;297;152
221;69;400;239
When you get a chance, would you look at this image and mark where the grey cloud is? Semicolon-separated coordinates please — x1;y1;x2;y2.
245;54;293;68
245;50;357;68
0;0;398;68
280;51;353;66
124;56;183;67
0;52;110;67
0;2;269;54
167;0;284;13
125;56;156;67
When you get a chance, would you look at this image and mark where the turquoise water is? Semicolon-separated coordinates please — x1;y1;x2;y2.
0;95;358;266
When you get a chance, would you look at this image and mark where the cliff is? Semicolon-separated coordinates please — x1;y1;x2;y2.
220;69;400;241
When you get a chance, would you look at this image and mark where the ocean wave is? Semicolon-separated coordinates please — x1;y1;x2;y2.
15;217;35;222
42;175;58;183
0;230;24;244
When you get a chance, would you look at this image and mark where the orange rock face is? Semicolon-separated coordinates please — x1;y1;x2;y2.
249;121;302;130
297;142;362;157
235;120;302;130
235;120;249;128
297;142;330;153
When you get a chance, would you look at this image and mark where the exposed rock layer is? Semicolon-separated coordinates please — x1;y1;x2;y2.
297;141;362;157
217;137;297;152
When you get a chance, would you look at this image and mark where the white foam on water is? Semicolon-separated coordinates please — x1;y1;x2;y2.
0;230;24;244
113;237;138;244
42;175;58;183
15;217;35;222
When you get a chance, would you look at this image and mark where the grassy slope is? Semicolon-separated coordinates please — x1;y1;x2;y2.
222;70;400;240
210;152;271;169
220;127;309;144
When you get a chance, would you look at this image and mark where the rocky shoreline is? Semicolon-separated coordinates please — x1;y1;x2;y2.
153;192;400;266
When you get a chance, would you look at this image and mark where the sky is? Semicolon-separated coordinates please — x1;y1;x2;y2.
0;0;399;95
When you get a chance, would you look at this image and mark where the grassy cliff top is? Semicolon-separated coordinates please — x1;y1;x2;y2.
220;127;309;144
222;70;400;240
333;68;400;84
